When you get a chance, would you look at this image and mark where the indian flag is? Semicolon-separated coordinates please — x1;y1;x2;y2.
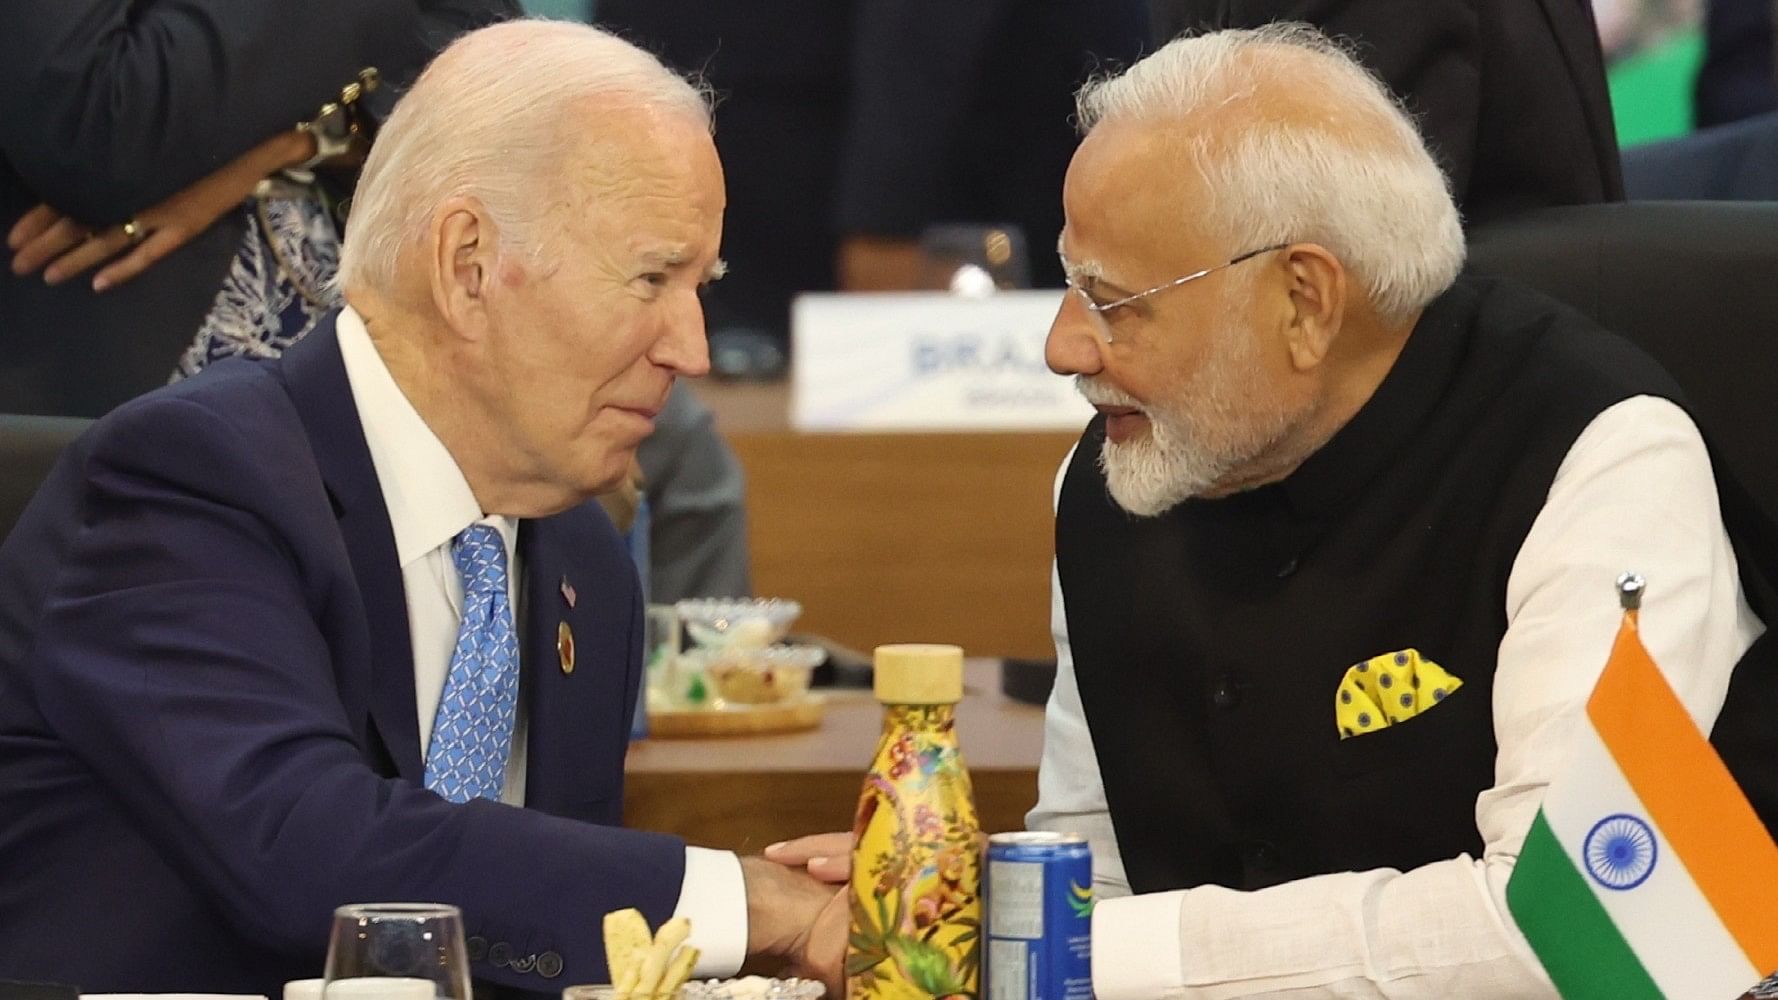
1506;602;1778;999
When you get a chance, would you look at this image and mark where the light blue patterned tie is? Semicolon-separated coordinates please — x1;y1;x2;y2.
423;524;521;803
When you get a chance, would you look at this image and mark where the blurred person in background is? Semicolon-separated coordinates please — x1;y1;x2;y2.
1150;0;1624;224
827;0;1149;293
1619;0;1778;200
592;0;1148;599
0;1;518;418
636;382;751;603
1694;0;1778;126
3;2;749;604
597;0;1148;333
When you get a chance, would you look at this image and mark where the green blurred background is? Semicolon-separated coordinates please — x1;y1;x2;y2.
1610;25;1706;145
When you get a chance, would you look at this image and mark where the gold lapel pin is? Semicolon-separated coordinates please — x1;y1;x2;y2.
557;621;576;675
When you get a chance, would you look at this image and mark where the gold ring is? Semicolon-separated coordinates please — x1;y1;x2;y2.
122;219;147;244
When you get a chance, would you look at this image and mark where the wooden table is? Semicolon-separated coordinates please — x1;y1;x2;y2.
624;660;1045;853
691;378;1077;660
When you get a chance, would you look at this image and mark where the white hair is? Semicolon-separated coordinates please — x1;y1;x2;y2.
337;19;713;293
1075;23;1465;323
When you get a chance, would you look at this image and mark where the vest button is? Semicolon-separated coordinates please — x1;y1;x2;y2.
1211;676;1241;709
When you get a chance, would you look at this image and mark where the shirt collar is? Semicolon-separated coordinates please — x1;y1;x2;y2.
335;306;516;567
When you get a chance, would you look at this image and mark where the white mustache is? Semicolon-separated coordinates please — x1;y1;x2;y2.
1074;375;1143;410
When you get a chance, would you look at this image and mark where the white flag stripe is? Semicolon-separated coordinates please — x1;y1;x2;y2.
1540;725;1761;997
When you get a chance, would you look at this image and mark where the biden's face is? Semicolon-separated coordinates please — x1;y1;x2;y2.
478;108;724;504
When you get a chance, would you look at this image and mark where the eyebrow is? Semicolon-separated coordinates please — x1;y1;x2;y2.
1060;254;1107;285
637;246;728;282
1055;234;1106;283
639;246;692;268
1058;237;1146;302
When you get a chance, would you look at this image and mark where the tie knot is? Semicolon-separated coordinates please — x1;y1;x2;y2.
451;523;508;598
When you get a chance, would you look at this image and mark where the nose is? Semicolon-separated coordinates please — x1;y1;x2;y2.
1045;291;1106;377
650;288;712;378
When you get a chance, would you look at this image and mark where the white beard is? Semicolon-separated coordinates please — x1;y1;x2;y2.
1077;322;1302;517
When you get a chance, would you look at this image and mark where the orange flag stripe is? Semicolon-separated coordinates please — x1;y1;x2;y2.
1586;611;1778;975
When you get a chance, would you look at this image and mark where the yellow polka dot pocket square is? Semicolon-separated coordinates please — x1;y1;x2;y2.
1335;648;1463;739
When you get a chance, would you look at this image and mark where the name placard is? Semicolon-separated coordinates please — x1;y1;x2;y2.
791;291;1093;432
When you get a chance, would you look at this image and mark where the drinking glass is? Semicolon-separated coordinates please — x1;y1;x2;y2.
323;902;472;1000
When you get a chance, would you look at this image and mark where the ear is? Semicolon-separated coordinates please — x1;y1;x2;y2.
426;196;498;340
1280;243;1346;373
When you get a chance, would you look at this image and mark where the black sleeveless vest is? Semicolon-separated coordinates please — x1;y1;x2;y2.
1055;275;1778;895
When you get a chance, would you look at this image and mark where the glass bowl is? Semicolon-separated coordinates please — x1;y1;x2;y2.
680;644;825;705
564;979;825;1000
675;598;803;649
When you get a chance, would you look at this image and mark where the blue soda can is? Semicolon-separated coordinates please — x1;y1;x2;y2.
986;832;1093;1000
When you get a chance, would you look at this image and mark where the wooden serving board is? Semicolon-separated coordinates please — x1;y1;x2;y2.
645;696;825;738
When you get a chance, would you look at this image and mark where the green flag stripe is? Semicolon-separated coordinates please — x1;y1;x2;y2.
1506;811;1665;1000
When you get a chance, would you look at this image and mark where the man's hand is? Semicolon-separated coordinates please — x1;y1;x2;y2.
780;880;847;997
6;128;316;292
764;832;853;884
740;856;847;996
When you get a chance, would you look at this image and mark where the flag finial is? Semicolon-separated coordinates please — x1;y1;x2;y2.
1616;572;1645;611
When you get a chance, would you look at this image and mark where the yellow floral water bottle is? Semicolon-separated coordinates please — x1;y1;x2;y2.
847;644;982;1000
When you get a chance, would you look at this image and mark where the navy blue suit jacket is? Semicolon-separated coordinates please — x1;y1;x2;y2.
0;316;685;992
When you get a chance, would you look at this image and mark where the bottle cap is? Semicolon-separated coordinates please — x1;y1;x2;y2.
874;644;964;704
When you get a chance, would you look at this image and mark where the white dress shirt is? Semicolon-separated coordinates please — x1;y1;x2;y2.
1027;395;1764;1000
336;308;748;975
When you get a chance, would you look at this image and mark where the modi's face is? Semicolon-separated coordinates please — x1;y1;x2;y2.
477;107;725;502
1046;122;1313;516
1073;287;1302;516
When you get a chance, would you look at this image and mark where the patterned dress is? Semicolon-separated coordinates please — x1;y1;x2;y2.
172;176;342;380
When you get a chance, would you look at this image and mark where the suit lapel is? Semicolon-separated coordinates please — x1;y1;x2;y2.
1535;0;1625;193
277;316;425;782
519;510;641;816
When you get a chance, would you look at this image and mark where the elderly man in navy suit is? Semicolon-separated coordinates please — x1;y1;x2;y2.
0;20;841;995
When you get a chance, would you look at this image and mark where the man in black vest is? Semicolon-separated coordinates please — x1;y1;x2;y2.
1027;24;1778;999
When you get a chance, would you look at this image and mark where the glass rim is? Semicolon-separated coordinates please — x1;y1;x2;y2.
562;987;692;1000
333;902;462;920
562;981;826;1000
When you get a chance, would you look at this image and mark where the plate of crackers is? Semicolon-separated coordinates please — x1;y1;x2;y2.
571;909;824;1000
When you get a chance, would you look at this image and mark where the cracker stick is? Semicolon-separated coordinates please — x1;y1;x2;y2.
656;944;701;999
604;908;652;997
635;916;692;998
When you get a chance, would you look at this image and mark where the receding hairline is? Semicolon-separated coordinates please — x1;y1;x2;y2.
1062;24;1465;323
336;18;717;294
1084;38;1412;152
